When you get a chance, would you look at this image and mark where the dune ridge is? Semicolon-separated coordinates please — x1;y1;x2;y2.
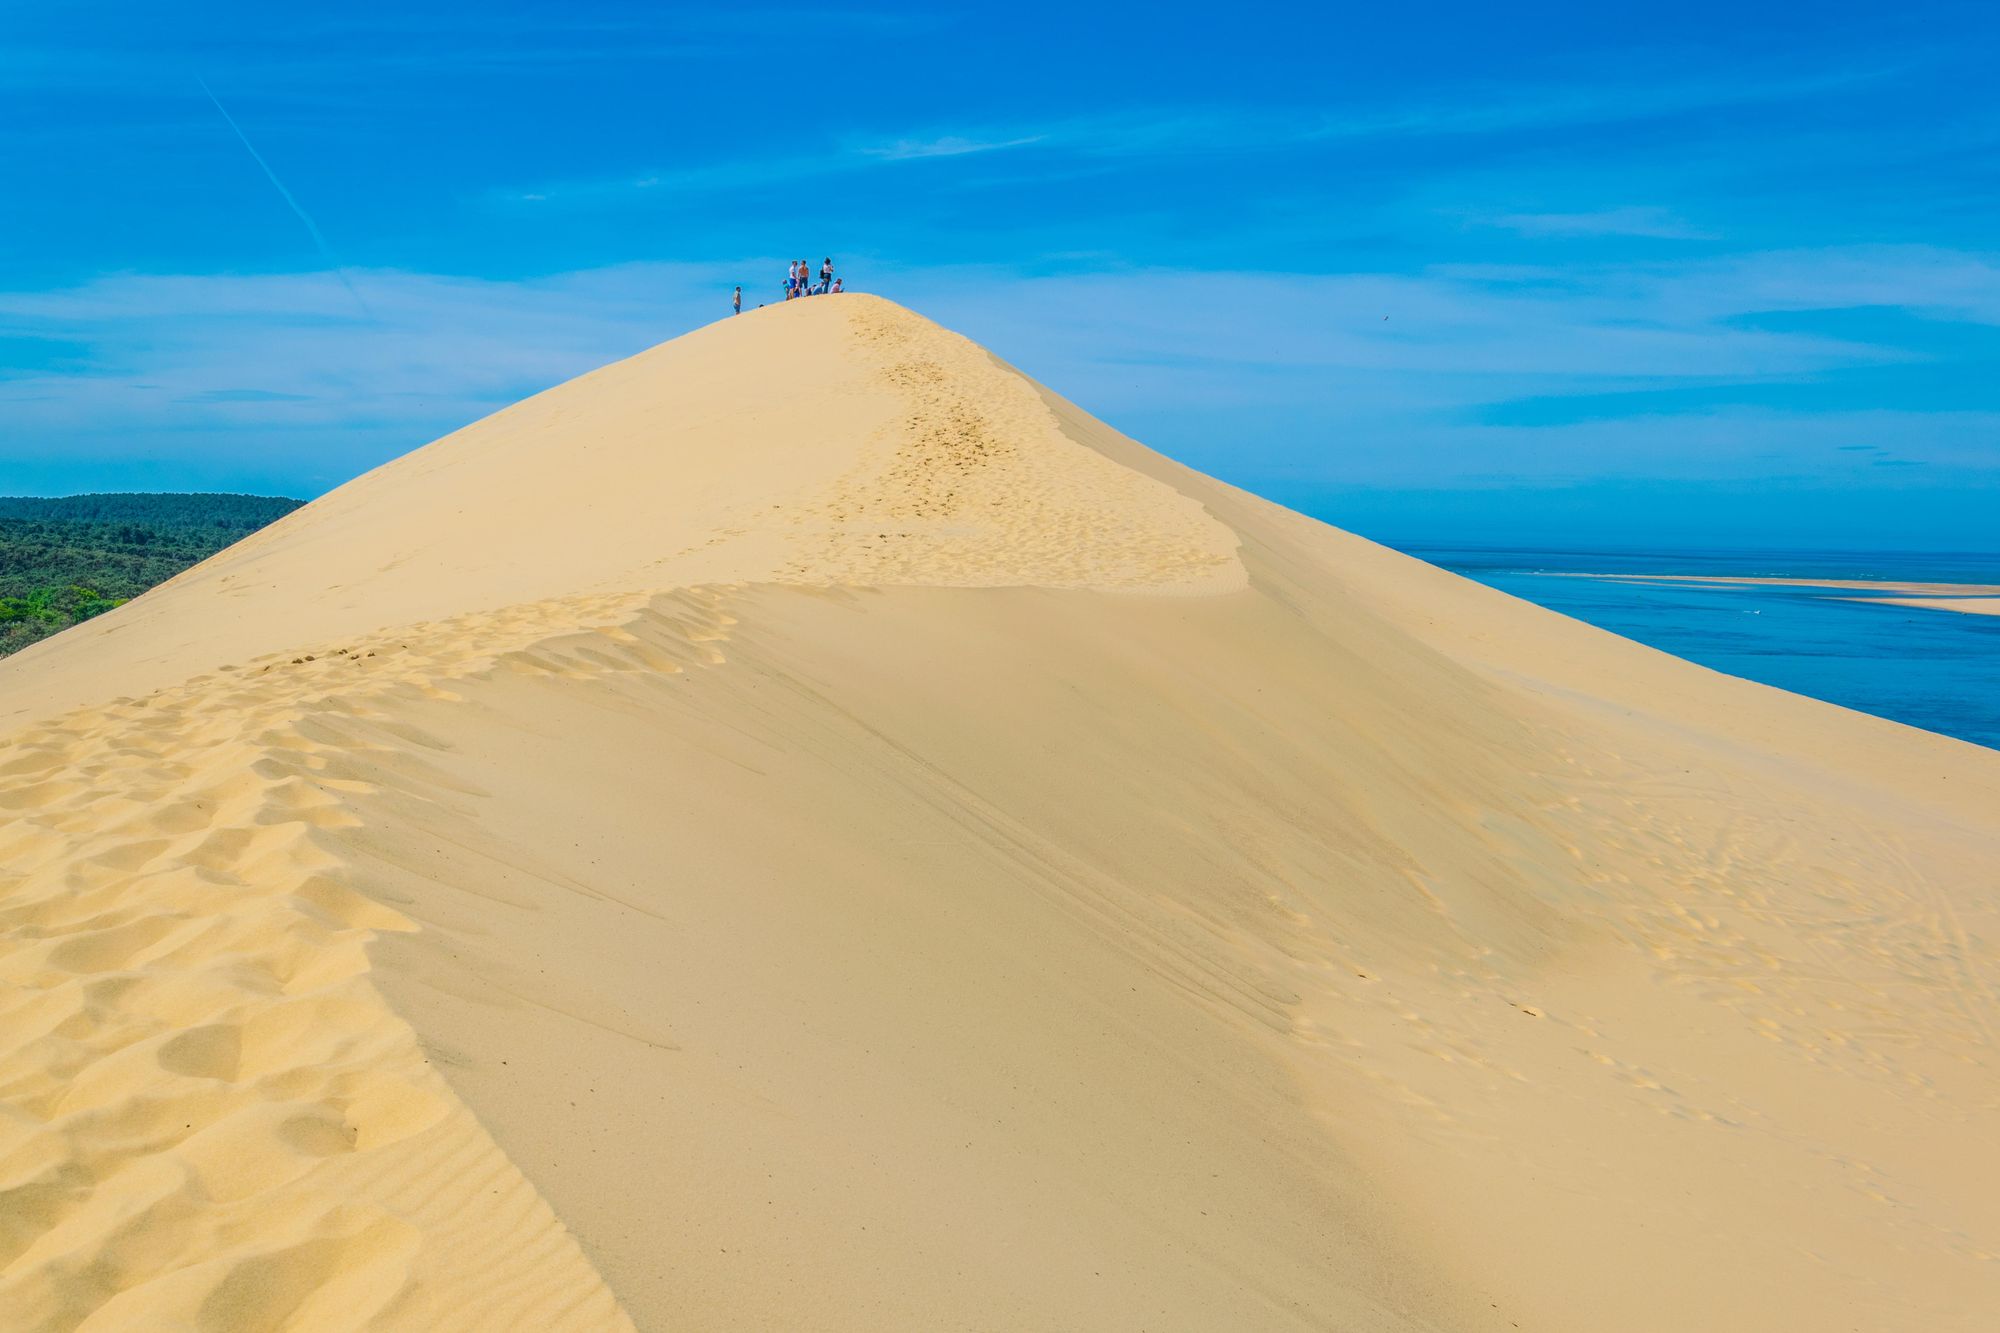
3;295;1998;1330
0;591;655;1330
0;297;1237;737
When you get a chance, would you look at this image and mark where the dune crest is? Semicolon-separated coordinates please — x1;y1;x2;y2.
0;297;1239;734
4;296;1999;1331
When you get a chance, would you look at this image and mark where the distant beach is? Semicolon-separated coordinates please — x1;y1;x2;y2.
1407;545;2000;750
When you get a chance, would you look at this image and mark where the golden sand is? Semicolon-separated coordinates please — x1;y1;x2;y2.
1851;595;2000;616
3;296;1997;1330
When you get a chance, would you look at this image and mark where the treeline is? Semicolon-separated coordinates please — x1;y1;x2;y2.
0;493;303;525
0;493;304;657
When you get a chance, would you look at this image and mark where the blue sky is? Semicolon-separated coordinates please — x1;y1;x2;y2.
3;1;1997;549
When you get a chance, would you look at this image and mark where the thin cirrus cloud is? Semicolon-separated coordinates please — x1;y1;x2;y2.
493;57;1908;210
855;134;1050;161
1481;207;1717;241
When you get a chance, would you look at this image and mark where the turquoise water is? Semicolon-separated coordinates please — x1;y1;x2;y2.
1401;546;2000;752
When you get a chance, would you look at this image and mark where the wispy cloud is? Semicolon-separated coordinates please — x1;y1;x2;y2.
1697;246;2000;325
0;263;735;488
856;134;1049;161
1482;207;1715;241
4;244;1993;498
496;58;1912;211
900;62;1915;164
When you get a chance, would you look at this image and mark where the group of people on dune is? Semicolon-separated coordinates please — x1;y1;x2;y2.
787;257;840;299
731;258;844;314
736;256;844;314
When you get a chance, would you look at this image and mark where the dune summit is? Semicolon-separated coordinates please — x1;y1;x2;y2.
3;296;1998;1331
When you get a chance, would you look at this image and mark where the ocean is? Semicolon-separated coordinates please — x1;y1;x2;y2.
1401;545;2000;752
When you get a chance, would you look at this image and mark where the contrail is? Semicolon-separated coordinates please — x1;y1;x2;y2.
196;75;373;319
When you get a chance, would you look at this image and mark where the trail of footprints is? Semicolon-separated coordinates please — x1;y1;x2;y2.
0;588;743;1331
1273;717;2000;1268
773;302;1241;591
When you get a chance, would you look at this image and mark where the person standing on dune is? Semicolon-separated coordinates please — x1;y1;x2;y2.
819;257;834;295
732;285;741;316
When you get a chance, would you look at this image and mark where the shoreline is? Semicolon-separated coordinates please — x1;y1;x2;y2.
1531;571;2000;596
1850;595;2000;617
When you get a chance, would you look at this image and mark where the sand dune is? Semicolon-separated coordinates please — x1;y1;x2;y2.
3;296;1997;1330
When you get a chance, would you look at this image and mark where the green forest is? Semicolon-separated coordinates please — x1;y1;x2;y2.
0;493;303;658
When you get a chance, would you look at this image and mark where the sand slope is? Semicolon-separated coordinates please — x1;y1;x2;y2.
3;296;1998;1330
